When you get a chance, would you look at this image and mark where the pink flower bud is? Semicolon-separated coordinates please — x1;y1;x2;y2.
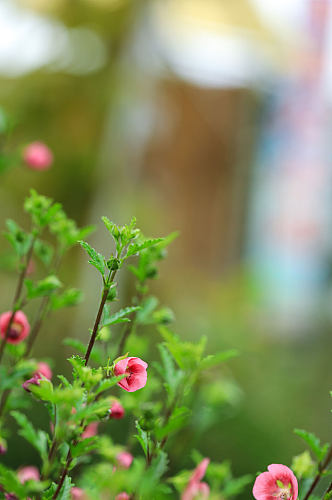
82;422;98;440
0;311;30;344
17;466;40;483
182;459;210;500
35;362;52;380
109;401;125;420
116;451;133;469
71;487;87;499
22;374;41;392
0;444;7;455
114;357;148;392
115;494;130;500
23;142;53;170
253;464;298;500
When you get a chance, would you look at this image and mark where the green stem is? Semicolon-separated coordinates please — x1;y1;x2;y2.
84;268;117;367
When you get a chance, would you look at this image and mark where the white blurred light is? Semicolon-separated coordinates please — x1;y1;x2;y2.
0;0;107;76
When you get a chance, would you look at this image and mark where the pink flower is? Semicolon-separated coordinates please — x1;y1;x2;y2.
35;362;52;380
82;422;99;439
253;464;298;500
0;444;7;455
17;466;40;483
114;357;148;392
71;487;87;499
109;401;125;419
0;311;30;344
116;451;133;469
115;494;130;500
22;374;41;392
182;458;210;500
23;142;53;170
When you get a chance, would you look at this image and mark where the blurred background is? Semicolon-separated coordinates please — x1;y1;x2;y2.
1;0;332;497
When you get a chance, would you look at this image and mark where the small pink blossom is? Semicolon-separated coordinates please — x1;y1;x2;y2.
0;443;7;455
82;422;99;439
115;493;130;500
71;487;87;499
109;401;125;419
253;464;298;500
0;311;30;344
23;142;53;170
182;458;210;500
114;357;148;392
17;466;40;483
35;362;52;380
116;451;133;469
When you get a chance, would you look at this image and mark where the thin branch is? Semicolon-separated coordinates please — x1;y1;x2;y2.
303;445;332;500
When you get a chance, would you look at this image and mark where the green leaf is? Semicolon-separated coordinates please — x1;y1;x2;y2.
101;305;141;328
155;407;191;440
154;344;184;399
135;420;149;457
57;375;72;388
4;219;32;258
56;475;72;500
24;189;62;228
0;464;26;498
199;349;239;371
42;483;58;499
126;238;164;258
136;296;159;325
11;411;48;461
221;474;252;497
51;288;83;310
95;375;127;395
138;450;169;497
79;240;105;276
159;326;207;371
294;429;329;461
25;275;62;299
71;436;98;458
34;239;54;267
29;378;54;403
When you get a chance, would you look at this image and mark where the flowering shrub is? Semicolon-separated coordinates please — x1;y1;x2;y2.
0;138;331;499
0;188;250;499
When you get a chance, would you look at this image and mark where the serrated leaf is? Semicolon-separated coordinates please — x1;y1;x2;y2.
71;436;98;458
51;289;83;310
155;407;191;440
199;350;239;371
294;428;329;461
11;411;48;461
0;464;26;498
42;483;57;499
126;238;164;258
135;420;149;457
57;375;72;388
221;474;252;497
95;374;127;395
101;306;140;328
79;241;105;275
25;275;62;299
4;219;32;258
34;239;54;267
57;475;72;500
